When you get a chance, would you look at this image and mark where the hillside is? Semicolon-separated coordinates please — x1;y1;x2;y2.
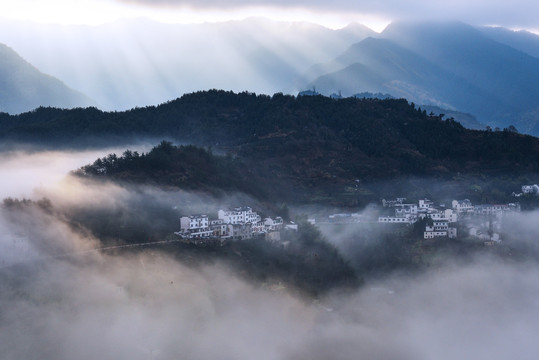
2;91;538;177
479;26;539;59
0;43;96;114
14;90;528;205
381;22;539;132
308;37;495;114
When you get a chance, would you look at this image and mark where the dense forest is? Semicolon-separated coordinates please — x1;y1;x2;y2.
53;90;538;206
1;91;537;176
74;140;538;208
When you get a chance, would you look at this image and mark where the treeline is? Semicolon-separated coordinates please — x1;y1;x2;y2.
76;141;271;199
3;89;538;180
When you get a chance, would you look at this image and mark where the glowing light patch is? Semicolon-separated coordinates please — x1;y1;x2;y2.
0;0;147;25
0;0;389;32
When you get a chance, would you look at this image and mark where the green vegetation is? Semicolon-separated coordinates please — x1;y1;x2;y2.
76;141;270;199
1;90;537;178
37;90;536;206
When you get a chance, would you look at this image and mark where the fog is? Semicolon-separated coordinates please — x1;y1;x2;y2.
0;18;373;111
2;150;539;359
118;0;539;30
0;146;153;199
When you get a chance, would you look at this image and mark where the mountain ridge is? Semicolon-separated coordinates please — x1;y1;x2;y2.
1;91;537;189
308;21;539;135
0;43;96;114
0;17;376;110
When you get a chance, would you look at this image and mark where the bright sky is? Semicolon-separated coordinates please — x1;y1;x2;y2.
2;0;538;33
0;0;538;37
0;0;390;31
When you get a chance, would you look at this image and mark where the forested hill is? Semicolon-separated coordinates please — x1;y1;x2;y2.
2;90;539;180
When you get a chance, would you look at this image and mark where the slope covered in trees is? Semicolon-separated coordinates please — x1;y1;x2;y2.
3;90;538;179
45;90;539;206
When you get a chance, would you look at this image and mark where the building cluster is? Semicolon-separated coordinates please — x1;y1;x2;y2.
175;206;286;242
378;197;520;240
379;198;458;239
513;184;539;197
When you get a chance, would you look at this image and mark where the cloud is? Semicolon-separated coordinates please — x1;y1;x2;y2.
118;0;539;28
2;150;539;359
3;215;539;360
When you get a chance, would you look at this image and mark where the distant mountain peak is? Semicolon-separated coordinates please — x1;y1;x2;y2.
0;43;96;114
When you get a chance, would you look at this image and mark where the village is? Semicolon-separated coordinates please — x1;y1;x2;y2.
377;196;521;242
319;184;536;243
176;185;534;246
175;206;297;244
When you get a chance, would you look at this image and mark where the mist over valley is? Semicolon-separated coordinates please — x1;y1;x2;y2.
1;5;539;359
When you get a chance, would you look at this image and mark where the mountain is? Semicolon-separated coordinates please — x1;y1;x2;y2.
1;91;538;203
0;43;96;114
307;21;539;136
479;26;539;59
307;37;496;113
0;18;375;110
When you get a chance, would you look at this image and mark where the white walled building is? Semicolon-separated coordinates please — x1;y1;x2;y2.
265;217;284;231
426;209;457;223
178;207;287;241
419;199;434;210
229;223;252;240
452;199;474;214
395;204;419;216
474;203;520;215
424;220;457;239
522;185;539;194
178;215;212;238
382;198;407;207
378;215;416;224
210;219;228;237
218;206;261;225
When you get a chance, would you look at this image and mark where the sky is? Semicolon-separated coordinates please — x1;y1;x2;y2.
1;0;539;32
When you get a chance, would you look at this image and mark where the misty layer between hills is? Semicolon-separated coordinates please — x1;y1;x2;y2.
1;150;539;360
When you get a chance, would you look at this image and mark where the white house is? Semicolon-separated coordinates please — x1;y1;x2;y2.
210;219;229;237
218;206;261;225
178;215;213;239
452;199;474;214
382;198;407;207
265;217;284;231
395;204;419;216
473;204;520;215
522;185;539;194
426;209;457;223
419;199;434;210
424;220;457;239
378;215;416;224
177;206;292;242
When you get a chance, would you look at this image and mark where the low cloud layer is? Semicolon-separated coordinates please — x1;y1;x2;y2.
2;150;539;359
3;217;539;359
